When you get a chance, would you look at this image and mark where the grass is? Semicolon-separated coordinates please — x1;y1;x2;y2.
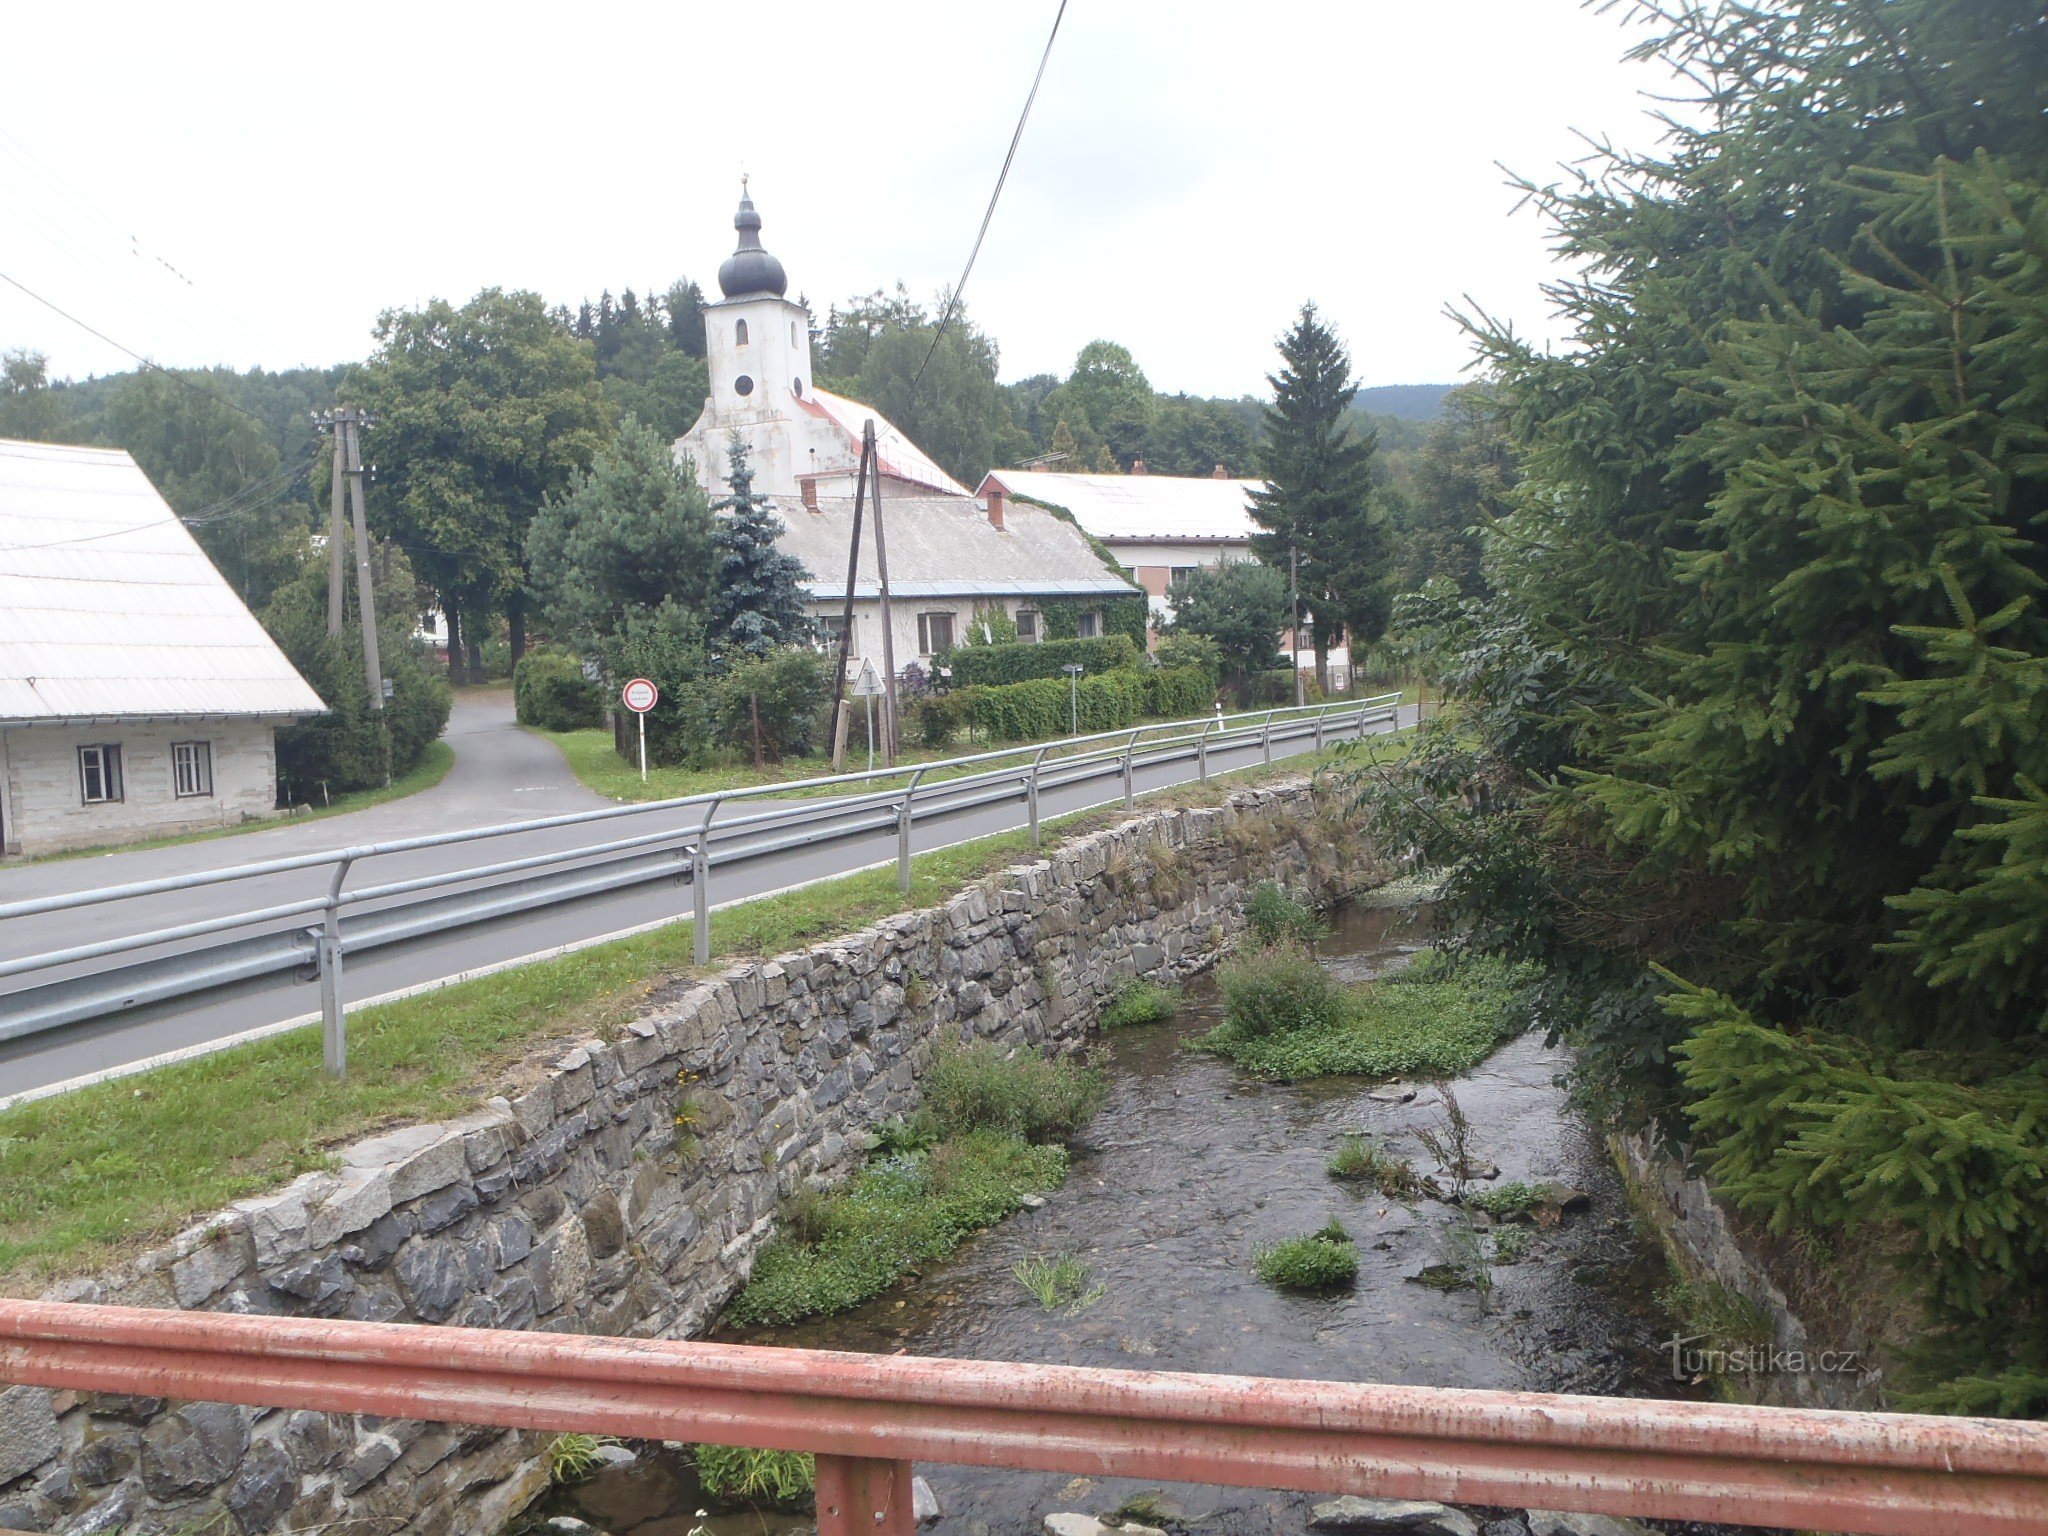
1193;948;1529;1081
1466;1181;1544;1219
1326;1133;1423;1197
3;742;456;868
1244;881;1328;947
1099;977;1179;1028
915;1042;1108;1143
1254;1219;1358;1292
1012;1252;1105;1313
1492;1225;1533;1264
691;1444;816;1507
0;743;1366;1289
545;1432;620;1484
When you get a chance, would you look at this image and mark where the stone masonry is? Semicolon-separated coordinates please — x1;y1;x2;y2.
1;778;1389;1536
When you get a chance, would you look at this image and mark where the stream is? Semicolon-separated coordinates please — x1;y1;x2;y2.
522;901;1726;1536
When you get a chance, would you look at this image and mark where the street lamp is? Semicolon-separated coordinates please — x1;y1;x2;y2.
1062;663;1085;735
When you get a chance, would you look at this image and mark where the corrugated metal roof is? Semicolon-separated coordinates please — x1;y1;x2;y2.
979;469;1266;543
774;492;1136;603
0;438;328;726
799;388;972;497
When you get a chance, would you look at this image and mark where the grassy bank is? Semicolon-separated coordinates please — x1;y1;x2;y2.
0;743;1386;1289
1194;946;1528;1081
4;742;456;869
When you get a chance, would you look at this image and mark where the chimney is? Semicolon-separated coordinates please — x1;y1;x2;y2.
799;476;819;513
1212;463;1228;479
1131;457;1148;476
986;485;1007;530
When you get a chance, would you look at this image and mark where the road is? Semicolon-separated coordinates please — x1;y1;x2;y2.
0;703;1410;1103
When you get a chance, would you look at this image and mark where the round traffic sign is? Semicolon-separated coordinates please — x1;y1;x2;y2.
621;677;659;714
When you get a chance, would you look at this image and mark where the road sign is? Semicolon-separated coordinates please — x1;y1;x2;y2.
621;677;659;714
851;661;883;697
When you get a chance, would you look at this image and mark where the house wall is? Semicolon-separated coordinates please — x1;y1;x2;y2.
807;594;1113;679
0;719;277;856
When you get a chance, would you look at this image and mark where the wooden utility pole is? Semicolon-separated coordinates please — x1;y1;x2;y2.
826;440;873;774
317;407;385;722
866;422;901;766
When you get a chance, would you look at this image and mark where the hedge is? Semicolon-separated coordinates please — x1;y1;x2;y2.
514;650;604;732
944;635;1142;688
1145;666;1215;720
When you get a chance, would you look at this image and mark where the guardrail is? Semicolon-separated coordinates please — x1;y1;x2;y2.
0;695;1400;1080
2;1300;2043;1536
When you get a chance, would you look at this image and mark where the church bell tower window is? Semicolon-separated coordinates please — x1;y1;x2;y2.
735;319;749;346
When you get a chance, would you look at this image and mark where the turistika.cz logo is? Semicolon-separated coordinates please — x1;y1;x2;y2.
1664;1334;1865;1382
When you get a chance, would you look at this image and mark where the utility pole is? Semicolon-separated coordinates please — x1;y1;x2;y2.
826;439;873;774
315;407;386;734
866;421;902;766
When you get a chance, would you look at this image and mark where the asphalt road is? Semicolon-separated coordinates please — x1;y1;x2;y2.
0;703;1409;1103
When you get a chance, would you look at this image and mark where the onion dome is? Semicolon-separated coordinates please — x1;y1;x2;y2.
717;188;788;299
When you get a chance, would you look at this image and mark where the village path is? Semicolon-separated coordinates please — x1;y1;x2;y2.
0;690;603;904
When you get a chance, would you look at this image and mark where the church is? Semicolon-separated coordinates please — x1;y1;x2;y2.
673;193;1136;672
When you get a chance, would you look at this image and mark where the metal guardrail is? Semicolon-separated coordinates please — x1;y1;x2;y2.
2;1300;2045;1536
0;696;1400;1078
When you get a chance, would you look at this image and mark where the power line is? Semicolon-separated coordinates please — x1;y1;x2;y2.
0;267;273;430
909;0;1069;392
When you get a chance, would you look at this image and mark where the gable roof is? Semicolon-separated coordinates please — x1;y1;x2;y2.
0;438;327;726
798;387;971;497
772;492;1136;602
979;468;1265;544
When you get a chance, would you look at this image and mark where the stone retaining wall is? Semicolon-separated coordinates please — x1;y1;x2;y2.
2;778;1389;1536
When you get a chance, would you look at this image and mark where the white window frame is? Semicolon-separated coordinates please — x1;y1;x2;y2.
916;611;956;656
172;739;215;798
1075;610;1102;639
78;743;124;805
1015;609;1040;643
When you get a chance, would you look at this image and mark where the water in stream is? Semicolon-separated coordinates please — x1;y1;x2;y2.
525;903;1719;1536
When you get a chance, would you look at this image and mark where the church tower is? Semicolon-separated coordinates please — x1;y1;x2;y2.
688;187;817;493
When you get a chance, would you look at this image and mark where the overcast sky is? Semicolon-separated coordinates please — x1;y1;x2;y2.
1;1;1680;400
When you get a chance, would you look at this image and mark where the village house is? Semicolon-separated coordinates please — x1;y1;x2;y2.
674;193;1137;674
0;438;326;856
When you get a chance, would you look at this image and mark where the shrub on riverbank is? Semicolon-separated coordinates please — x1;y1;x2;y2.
1245;882;1327;947
1255;1219;1358;1291
918;1042;1107;1143
1197;949;1526;1080
1100;978;1179;1028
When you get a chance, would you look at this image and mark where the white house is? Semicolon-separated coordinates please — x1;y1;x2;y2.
674;193;1137;676
0;438;326;856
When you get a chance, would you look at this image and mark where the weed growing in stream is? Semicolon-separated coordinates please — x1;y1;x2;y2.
1194;949;1528;1081
1012;1252;1106;1313
1326;1133;1423;1197
1245;882;1328;947
1100;977;1180;1028
917;1042;1107;1143
691;1444;816;1507
545;1433;620;1484
1466;1181;1544;1219
1254;1219;1359;1292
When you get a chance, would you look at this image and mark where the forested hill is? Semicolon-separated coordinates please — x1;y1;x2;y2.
1349;383;1455;420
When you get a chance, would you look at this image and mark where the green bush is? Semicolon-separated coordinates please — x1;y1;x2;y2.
513;649;602;731
1255;1219;1358;1291
920;1043;1107;1144
692;1445;816;1507
1145;665;1216;720
1245;882;1328;946
1100;978;1178;1028
714;649;830;761
944;635;1142;687
726;1129;1068;1325
1216;947;1349;1038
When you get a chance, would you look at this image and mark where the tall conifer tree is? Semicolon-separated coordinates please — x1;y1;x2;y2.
706;437;812;663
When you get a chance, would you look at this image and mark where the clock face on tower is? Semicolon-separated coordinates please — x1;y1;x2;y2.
734;375;755;397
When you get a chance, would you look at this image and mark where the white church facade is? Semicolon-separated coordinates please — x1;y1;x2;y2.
674;193;1136;675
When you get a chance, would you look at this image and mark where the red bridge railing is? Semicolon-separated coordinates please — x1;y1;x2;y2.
3;1300;2045;1536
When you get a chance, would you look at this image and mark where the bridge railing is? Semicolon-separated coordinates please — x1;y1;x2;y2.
0;695;1399;1084
1;1300;2044;1536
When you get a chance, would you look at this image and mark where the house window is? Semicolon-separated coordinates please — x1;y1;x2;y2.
735;318;749;346
1016;609;1040;643
1170;566;1199;590
1075;610;1102;639
818;614;850;649
172;740;214;798
78;744;124;805
917;611;956;655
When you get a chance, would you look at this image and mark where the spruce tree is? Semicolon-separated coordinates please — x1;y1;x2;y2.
707;436;812;663
1249;305;1385;691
